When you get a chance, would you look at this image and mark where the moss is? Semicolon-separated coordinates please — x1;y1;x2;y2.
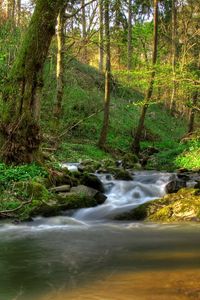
122;153;139;168
117;188;200;223
114;169;133;181
14;181;49;200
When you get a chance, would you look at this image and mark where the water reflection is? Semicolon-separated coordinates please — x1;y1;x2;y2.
0;222;200;300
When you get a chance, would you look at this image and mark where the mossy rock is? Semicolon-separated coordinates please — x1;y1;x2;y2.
116;188;200;222
122;153;139;169
79;160;101;173
48;171;79;187
79;173;104;192
114;169;133;181
101;158;115;169
14;181;49;200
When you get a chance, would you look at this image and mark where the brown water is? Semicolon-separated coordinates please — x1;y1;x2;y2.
40;269;200;300
0;219;200;300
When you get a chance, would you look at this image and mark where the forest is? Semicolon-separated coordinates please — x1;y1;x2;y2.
0;0;200;299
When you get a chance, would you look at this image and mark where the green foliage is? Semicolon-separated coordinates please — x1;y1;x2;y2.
0;163;48;188
56;142;110;162
175;141;200;170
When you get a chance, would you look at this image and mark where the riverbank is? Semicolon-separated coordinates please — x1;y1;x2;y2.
0;159;199;223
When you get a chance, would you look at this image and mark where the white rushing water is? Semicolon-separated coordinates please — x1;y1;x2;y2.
73;171;172;221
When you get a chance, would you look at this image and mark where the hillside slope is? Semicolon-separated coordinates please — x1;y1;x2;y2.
41;59;199;170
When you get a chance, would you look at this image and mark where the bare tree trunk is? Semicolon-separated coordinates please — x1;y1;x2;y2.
98;0;111;148
81;0;88;63
132;0;159;155
127;0;132;70
170;0;177;113
98;0;104;73
6;0;15;21
16;0;21;26
188;91;198;134
0;0;63;164
54;5;65;125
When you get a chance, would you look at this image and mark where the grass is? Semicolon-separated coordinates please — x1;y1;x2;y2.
41;58;199;170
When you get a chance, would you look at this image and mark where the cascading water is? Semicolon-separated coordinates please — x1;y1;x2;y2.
73;171;172;221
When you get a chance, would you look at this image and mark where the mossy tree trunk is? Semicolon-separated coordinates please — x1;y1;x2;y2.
0;0;63;164
98;0;111;149
132;0;159;155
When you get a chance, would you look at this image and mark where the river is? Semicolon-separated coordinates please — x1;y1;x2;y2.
0;171;200;300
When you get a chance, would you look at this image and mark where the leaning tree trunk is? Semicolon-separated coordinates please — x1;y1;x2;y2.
98;0;111;148
132;0;159;155
0;0;63;164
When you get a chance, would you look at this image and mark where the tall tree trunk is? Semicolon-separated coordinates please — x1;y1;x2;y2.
16;0;21;26
98;0;111;148
54;5;65;125
81;0;88;63
98;0;104;73
170;0;177;113
0;0;63;164
132;0;159;155
6;0;15;21
127;0;132;70
188;91;198;134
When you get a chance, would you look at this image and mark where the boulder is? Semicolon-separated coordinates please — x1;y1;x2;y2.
122;153;139;169
80;173;104;192
116;188;200;222
70;185;107;204
165;179;186;193
114;169;133;181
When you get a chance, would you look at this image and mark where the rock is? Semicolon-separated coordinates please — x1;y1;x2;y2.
165;179;186;193
70;185;107;205
194;181;200;189
122;153;139;169
48;171;79;187
116;188;200;223
80;173;104;192
49;185;71;193
78;160;101;173
114;169;133;181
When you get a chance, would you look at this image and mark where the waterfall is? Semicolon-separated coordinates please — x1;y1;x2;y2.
73;171;172;221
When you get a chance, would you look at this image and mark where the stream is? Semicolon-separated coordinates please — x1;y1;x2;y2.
0;171;200;300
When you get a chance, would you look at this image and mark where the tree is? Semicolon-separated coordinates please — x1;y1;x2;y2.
127;0;132;70
170;0;177;113
16;0;21;26
132;0;159;154
0;0;64;163
98;0;111;148
54;4;66;124
98;0;104;72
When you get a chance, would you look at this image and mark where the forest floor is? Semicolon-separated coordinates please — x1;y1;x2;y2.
41;59;200;171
